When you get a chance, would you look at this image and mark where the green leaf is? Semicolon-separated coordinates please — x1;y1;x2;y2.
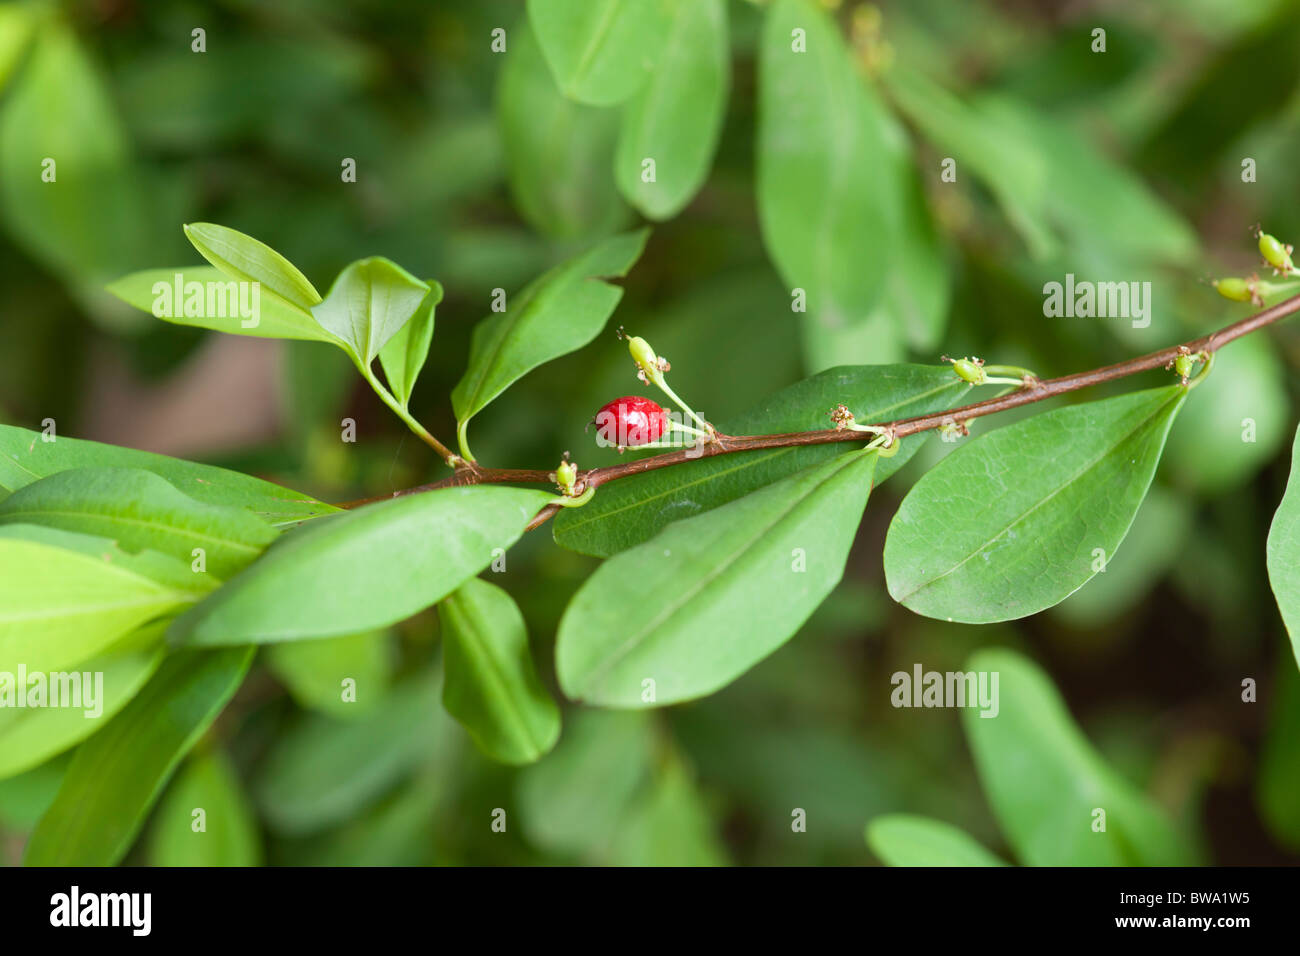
0;639;164;781
0;467;277;580
107;266;337;342
451;229;648;453
378;280;443;407
757;0;892;328
150;749;262;866
516;709;653;858
254;672;440;835
169;486;554;646
615;0;728;219
0;424;338;528
962;648;1197;865
265;630;393;719
557;449;877;707
0;3;36;93
311;257;431;366
866;814;1007;866
607;756;728;866
498;19;629;238
1267;424;1300;657
0;17;148;314
0;524;209;674
438;577;561;765
183;221;322;314
885;386;1186;624
554;364;970;557
527;0;674;107
22;647;253;866
885;67;1056;259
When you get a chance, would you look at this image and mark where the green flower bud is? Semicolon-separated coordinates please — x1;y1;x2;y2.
948;356;986;385
1213;277;1253;303
555;458;578;495
1258;232;1294;274
627;335;659;375
1173;353;1194;381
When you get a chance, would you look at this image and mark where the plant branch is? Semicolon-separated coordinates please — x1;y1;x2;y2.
340;292;1300;521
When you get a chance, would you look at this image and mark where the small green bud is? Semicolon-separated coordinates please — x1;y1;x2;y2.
627;335;658;374
1258;232;1295;274
947;356;986;385
1213;277;1253;303
1173;353;1194;381
555;458;578;495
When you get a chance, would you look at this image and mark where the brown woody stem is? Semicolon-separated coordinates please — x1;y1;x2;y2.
340;292;1300;524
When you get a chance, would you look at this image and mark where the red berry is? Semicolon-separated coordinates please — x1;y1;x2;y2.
593;396;669;447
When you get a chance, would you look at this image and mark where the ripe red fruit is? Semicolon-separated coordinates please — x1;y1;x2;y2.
593;396;669;447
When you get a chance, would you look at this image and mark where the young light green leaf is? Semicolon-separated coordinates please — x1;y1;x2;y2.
22;647;254;866
451;229;648;455
169;486;554;647
554;364;970;557
0;524;210;674
377;280;443;407
150;749;262;866
311;257;431;366
0;467;277;580
0;424;338;527
557;450;877;707
885;387;1186;623
615;0;728;219
962;648;1198;866
107;266;337;342
527;0;674;107
183;222;322;314
0;640;164;781
1267;424;1300;657
266;630;393;719
439;577;561;766
516;709;654;859
758;0;893;328
499;19;629;239
866;814;1007;867
254;672;441;835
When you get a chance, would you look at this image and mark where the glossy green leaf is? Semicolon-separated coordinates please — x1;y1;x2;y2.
498;20;629;238
615;0;728;219
0;424;338;527
962;649;1197;865
169;486;554;646
0;639;164;781
0;17;148;310
0;467;276;580
150;749;262;866
266;630;393;718
1267;424;1300;657
885;387;1186;623
439;577;560;765
607;756;728;866
311;257;431;366
254;672;440;835
378;280;443;407
451;229;648;453
558;449;877;707
866;814;1007;867
183;221;322;314
0;524;209;674
107;266;336;342
516;709;654;858
527;0;674;106
554;364;969;557
757;0;892;328
22;647;253;866
1164;335;1289;493
886;67;1055;259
